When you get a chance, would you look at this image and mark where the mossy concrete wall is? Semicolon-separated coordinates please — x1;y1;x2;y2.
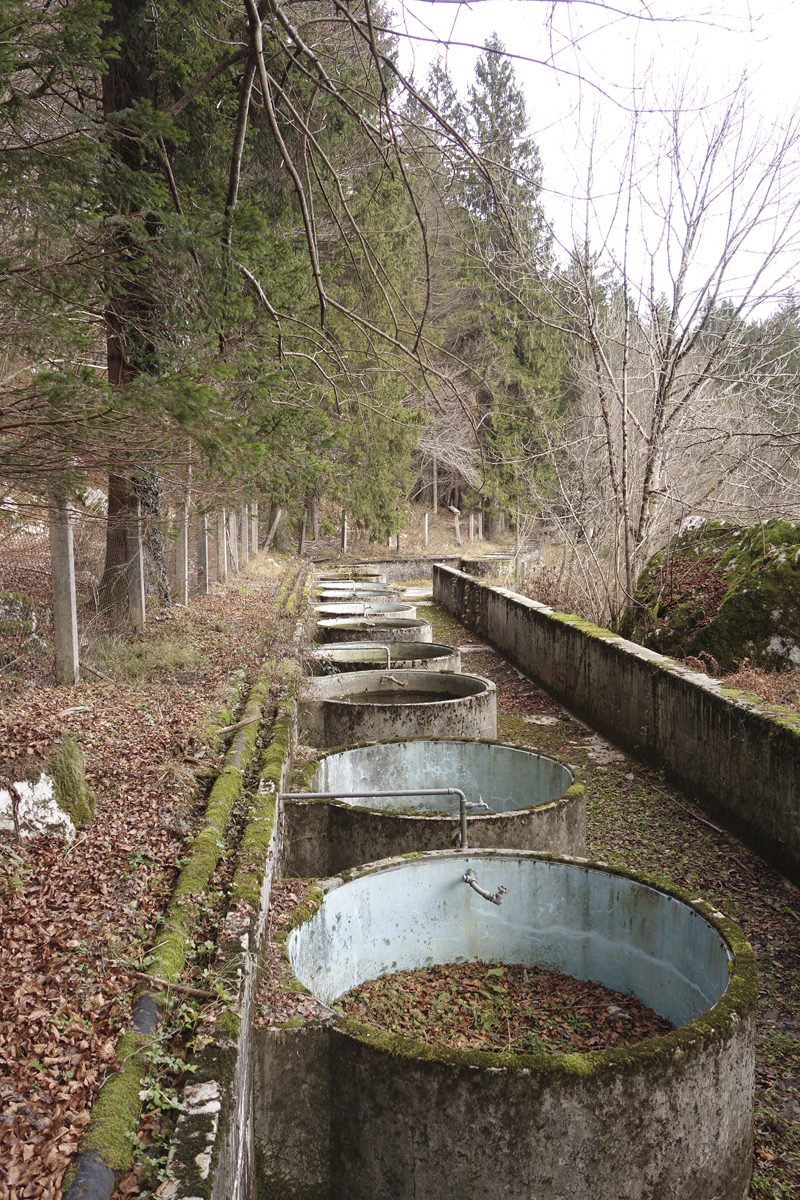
326;1013;753;1200
433;563;800;883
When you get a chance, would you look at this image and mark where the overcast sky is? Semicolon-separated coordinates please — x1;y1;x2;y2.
390;1;800;309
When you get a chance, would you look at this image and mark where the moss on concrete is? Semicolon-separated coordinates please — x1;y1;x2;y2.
278;886;324;942
47;734;96;827
203;667;249;751
215;1009;241;1041
230;694;294;911
148;669;270;985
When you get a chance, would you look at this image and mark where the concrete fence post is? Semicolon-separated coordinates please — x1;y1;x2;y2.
241;504;249;563
217;509;228;584
250;503;259;553
469;513;475;542
176;501;189;605
228;509;239;573
450;505;462;545
478;512;483;541
126;501;146;632
198;512;209;595
341;512;348;553
48;498;80;685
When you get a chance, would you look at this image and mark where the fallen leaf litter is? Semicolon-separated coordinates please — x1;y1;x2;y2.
0;573;288;1198
334;961;674;1053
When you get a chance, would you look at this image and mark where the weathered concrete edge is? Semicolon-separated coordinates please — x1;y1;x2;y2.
161;688;297;1200
62;665;275;1199
433;562;800;883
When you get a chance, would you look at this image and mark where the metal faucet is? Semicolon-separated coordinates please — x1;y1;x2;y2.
462;867;508;905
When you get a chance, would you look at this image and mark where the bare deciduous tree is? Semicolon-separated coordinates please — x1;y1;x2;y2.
506;79;800;624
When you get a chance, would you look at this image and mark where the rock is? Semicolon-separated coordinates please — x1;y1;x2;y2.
0;773;76;842
625;519;800;671
0;735;95;841
46;734;96;827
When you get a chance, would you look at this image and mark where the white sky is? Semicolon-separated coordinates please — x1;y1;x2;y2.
390;1;800;309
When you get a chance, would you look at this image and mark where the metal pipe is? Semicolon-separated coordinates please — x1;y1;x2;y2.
462;867;508;906
278;788;490;849
312;642;392;668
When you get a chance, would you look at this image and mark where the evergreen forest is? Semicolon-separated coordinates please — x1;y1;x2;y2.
2;0;800;621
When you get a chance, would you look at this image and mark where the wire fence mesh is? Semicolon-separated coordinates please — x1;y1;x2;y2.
0;493;264;688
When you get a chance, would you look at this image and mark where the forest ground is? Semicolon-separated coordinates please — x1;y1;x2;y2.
0;554;299;1198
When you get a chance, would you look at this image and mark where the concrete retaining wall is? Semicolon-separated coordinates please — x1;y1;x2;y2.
433;563;800;883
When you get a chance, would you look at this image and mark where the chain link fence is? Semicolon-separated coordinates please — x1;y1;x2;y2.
0;492;265;688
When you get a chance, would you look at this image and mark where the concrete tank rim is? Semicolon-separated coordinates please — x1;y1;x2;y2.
316;618;432;630
298;736;579;817
306;640;456;659
301;668;496;709
286;849;757;1078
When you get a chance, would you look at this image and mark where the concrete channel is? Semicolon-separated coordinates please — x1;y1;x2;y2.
255;851;756;1200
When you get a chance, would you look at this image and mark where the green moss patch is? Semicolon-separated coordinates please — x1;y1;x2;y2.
47;734;96;827
67;1029;153;1176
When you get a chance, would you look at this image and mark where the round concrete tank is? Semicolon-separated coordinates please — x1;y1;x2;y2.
316;617;433;644
299;669;497;747
284;740;585;876
312;601;417;619
287;851;756;1200
306;642;460;674
314;580;395;593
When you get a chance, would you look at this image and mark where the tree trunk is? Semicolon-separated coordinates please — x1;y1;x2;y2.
99;470;133;615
